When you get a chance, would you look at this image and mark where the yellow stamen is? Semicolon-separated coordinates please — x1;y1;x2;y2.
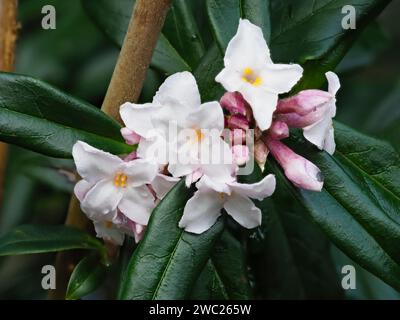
195;128;205;142
241;67;262;86
219;192;225;201
114;172;128;188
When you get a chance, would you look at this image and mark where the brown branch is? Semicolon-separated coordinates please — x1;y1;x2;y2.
50;0;172;299
0;0;18;207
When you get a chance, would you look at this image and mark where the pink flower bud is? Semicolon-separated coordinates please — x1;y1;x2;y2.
232;145;250;166
269;121;289;140
121;127;141;145
265;138;323;191
254;140;269;170
276;90;332;116
226;114;249;130
229;129;246;146
220;92;247;116
276;106;327;128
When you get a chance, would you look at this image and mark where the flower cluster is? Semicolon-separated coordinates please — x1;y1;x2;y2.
72;19;340;244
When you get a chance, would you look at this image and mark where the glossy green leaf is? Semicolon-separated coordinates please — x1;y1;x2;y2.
118;180;224;300
206;0;271;52
163;0;205;68
0;225;105;257
268;122;400;290
241;164;342;299
66;254;108;300
0;73;132;158
82;0;191;75
190;230;251;300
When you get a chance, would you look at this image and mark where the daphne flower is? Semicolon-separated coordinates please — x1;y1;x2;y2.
120;72;232;183
302;72;340;155
265;137;323;191
179;174;276;234
215;19;303;131
72;141;158;227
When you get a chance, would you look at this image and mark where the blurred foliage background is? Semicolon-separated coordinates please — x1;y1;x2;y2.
0;0;399;299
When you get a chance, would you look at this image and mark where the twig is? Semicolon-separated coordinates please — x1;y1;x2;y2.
50;0;172;299
0;0;18;207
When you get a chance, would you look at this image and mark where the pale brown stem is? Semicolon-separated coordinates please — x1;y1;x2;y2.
0;0;18;207
50;0;172;299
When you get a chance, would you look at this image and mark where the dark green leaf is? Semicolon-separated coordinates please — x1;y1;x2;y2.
163;0;205;68
0;225;105;257
242;164;342;299
118;180;224;300
206;0;271;52
270;122;400;290
0;73;132;158
66;253;108;300
82;0;191;75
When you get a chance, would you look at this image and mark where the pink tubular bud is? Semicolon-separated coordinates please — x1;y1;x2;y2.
229;129;246;146
232;145;250;166
226;114;249;130
254;140;269;170
276;90;332;116
121;127;141;145
220;92;247;116
265;138;324;191
269;121;289;140
276;106;327;128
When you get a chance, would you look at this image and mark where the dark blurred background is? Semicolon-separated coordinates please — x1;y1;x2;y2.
0;0;399;299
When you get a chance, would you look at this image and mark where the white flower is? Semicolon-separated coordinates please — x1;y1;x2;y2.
303;72;340;155
215;19;303;131
178;174;276;234
120;71;233;183
72;141;158;226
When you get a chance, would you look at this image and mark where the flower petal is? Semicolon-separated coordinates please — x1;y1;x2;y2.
178;189;223;234
118;186;155;225
81;178;123;220
187;101;224;132
151;174;180;199
74;179;93;202
261;63;303;94
153;71;201;110
228;174;276;201
326;71;340;96
224;19;272;70
224;193;261;229
303;116;335;154
72;141;122;183
120;102;160;138
122;159;158;187
215;67;243;92
196;175;231;194
93;221;125;245
241;87;278;131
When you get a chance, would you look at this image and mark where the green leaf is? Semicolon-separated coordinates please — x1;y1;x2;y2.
270;122;400;290
209;231;251;299
0;225;105;257
241;164;343;299
118;180;224;300
0;73;132;158
190;230;251;300
206;0;271;52
272;0;392;91
82;0;191;75
163;0;205;68
66;253;108;300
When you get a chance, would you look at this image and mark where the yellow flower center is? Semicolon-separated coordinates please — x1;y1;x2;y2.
114;172;128;188
195;128;205;142
242;67;262;86
219;192;226;201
